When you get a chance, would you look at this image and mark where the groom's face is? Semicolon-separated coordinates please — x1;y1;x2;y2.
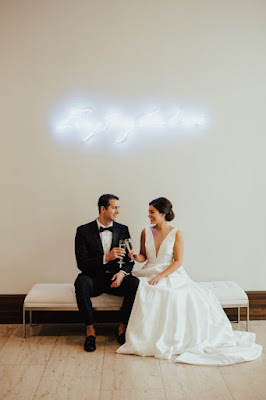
103;199;120;222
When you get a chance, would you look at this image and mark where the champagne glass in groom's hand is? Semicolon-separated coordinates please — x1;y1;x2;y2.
118;240;126;268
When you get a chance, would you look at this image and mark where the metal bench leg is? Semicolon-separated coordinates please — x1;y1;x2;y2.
23;304;26;338
246;305;249;332
237;307;240;323
30;310;32;327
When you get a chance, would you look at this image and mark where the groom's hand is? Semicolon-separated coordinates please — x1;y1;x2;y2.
110;271;125;288
105;247;126;262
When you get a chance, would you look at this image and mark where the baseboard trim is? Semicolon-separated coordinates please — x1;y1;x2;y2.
0;291;266;324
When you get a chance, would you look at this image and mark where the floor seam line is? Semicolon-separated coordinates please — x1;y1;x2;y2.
30;332;58;400
98;334;107;400
218;367;235;400
158;359;168;400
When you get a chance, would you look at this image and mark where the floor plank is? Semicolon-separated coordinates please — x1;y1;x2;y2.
43;335;105;378
0;326;57;365
160;361;233;400
0;365;44;400
101;336;164;390
222;372;266;400
100;389;166;400
33;375;100;400
0;324;18;351
0;322;265;400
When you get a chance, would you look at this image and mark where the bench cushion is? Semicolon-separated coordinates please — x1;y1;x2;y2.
24;281;248;312
24;283;123;310
198;281;248;305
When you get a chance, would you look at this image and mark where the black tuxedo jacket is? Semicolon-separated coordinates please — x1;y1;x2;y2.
75;220;134;280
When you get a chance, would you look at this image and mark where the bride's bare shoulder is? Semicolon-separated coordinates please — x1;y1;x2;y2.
141;227;148;236
175;229;184;241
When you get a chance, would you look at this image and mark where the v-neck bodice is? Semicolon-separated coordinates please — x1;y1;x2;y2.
145;226;177;265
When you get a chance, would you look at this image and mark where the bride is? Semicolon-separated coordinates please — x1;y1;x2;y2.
117;197;262;365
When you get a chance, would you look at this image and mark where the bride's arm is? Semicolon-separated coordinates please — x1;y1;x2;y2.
130;229;147;262
161;230;184;277
148;230;184;285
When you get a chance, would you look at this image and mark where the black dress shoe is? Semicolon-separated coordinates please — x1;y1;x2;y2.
84;335;96;352
117;332;126;345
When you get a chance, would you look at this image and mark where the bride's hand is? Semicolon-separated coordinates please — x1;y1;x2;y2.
148;274;163;286
129;250;138;261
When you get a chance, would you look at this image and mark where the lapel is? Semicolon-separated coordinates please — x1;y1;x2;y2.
90;220;104;254
111;222;120;248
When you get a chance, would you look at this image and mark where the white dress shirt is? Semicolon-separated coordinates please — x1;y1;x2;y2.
96;219;113;264
96;218;128;275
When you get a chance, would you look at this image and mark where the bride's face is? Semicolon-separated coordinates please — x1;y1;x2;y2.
148;205;165;225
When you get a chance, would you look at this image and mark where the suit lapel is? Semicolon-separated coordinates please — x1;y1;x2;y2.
111;222;120;248
91;220;104;254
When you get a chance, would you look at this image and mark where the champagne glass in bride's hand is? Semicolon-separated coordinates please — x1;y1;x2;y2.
125;238;134;262
118;239;126;268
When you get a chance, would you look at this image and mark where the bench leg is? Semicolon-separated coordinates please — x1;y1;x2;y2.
30;310;32;327
246;305;249;332
23;305;26;338
237;307;240;323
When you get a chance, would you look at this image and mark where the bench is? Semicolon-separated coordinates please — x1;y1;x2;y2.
23;281;249;337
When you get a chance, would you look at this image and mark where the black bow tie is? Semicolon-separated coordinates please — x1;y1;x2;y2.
99;226;113;233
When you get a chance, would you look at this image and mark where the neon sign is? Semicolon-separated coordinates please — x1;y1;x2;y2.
55;105;208;144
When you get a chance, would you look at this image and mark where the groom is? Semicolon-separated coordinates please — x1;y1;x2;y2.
74;194;139;352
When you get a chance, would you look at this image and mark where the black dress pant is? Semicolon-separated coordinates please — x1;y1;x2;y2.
74;273;139;326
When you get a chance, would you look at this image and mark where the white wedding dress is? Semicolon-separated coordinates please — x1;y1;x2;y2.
117;226;262;365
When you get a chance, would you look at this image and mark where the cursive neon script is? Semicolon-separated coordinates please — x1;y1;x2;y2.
55;106;208;143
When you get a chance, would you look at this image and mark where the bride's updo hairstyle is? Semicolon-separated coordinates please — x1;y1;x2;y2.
149;197;175;221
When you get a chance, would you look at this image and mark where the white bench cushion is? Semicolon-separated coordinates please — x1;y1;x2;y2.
24;283;123;311
24;281;248;312
198;281;248;306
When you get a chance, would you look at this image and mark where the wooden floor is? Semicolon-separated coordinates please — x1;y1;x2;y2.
0;321;265;400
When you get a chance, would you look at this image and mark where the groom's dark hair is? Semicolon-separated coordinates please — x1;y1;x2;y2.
98;194;119;213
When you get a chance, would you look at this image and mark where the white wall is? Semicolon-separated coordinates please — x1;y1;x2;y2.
1;0;265;293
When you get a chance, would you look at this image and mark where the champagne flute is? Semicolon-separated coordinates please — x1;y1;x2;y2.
118;239;126;268
125;238;134;262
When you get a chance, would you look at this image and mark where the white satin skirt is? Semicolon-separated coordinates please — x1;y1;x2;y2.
117;266;262;366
